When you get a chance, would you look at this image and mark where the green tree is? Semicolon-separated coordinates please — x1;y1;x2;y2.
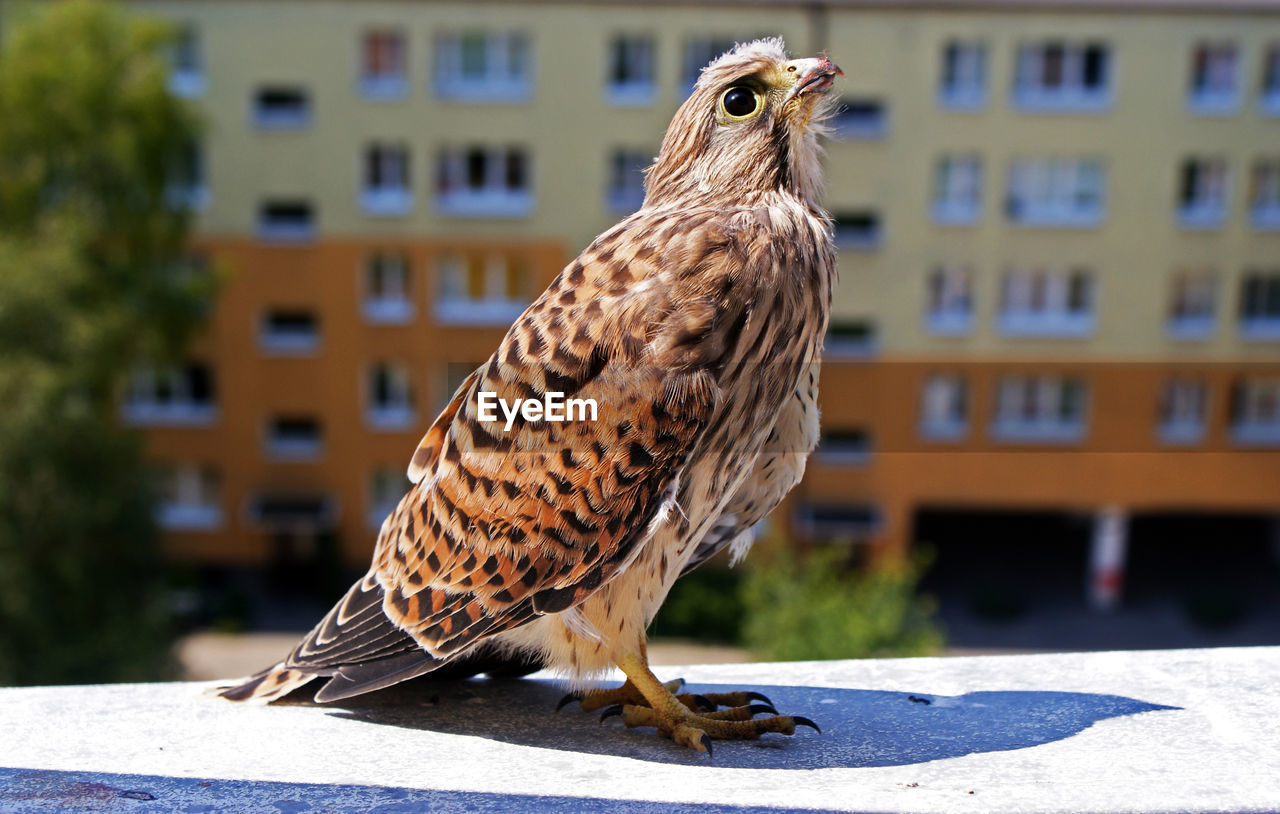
0;0;211;685
740;546;943;662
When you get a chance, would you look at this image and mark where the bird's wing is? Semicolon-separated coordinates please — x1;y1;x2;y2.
285;215;742;699
680;369;821;575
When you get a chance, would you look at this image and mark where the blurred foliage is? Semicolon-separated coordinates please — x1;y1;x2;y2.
740;546;943;661
0;1;211;684
649;562;745;643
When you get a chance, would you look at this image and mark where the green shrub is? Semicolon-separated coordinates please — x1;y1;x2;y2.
649;564;744;643
740;546;943;661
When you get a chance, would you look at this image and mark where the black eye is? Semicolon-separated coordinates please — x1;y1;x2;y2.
721;86;759;118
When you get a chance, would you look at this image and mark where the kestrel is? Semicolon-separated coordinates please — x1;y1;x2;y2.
222;38;840;755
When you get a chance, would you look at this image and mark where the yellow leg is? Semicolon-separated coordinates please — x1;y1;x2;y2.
597;651;818;756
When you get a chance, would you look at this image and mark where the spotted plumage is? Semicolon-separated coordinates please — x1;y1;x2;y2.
222;39;840;751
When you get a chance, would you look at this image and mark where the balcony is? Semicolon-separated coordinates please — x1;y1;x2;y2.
156;503;223;531
1006;200;1105;229
435;190;533;219
365;405;416;432
434;76;531;104
1187;89;1240;116
1166;315;1216;341
605;81;656;107
1158;419;1207;446
996;312;1096;339
990;417;1087;444
359;187;414;218
1177;203;1227;231
925;311;974;337
1250;205;1280;232
1231;420;1280;447
362;297;415;325
919;417;968;442
1239;317;1280;342
931;200;981;227
434;298;528;327
358;75;408;102
121;401;217;427
1012;86;1112;114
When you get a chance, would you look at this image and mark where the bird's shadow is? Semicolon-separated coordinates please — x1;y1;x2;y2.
313;676;1179;769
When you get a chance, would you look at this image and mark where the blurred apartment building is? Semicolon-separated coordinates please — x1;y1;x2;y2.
68;0;1280;604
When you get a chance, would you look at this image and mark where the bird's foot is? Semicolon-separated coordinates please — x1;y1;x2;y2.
557;677;719;714
570;653;817;756
601;703;819;756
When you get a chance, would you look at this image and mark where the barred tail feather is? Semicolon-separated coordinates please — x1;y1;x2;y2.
215;663;317;704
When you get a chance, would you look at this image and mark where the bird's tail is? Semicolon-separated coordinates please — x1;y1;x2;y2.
213;662;317;704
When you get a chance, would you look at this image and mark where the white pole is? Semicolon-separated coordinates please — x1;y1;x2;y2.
1089;506;1128;612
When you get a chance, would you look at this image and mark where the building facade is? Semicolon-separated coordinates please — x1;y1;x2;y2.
31;0;1278;601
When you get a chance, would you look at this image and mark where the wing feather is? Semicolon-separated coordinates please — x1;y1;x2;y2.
286;215;739;696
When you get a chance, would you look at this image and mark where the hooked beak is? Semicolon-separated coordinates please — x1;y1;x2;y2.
783;55;844;101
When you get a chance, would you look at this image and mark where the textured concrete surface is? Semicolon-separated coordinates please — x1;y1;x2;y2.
1;647;1278;813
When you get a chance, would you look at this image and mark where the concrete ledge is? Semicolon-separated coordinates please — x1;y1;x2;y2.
2;647;1278;812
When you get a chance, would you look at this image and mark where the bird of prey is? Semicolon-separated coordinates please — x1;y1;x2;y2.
222;38;840;755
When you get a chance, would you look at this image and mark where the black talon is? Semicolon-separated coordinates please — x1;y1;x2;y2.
599;704;625;723
792;716;821;734
700;732;713;759
692;694;716;712
555;692;582;713
747;704;777;717
745;691;773;707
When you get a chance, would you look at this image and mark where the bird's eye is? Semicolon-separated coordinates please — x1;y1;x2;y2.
719;86;762;120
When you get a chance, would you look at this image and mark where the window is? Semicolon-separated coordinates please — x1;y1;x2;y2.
793;503;882;543
367;468;408;529
1262;44;1280;114
253;86;311;129
933;155;982;224
1239;271;1280;340
992;375;1088;442
1006;158;1105;227
435;253;530;325
360;29;407;99
168;24;204;97
435;32;530;102
1189;42;1239;113
926;266;974;335
1249;158;1280;230
265;416;324;460
259;309;319;355
607;149;649;213
257;200;315;242
1013;41;1111;112
156;464;222;530
1178;158;1229;228
683;37;738;94
998;269;1095;337
607;35;655;105
167;23;202;97
1231;378;1280;445
367;362;415;430
436;146;532;217
816;429;873;465
1167;271;1217;339
166;140;208;211
832;98;888;139
1158;378;1208;444
363;252;414;324
832;211;882;250
920;375;968;441
123;363;216;425
939;40;986;109
361;143;412;216
825;319;877;358
248;493;337;531
443;361;484;410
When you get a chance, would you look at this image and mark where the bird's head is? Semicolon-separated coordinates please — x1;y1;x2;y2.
645;38;842;209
